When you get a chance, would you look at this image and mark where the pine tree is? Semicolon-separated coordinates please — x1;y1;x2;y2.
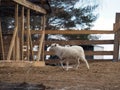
46;0;98;30
46;0;99;40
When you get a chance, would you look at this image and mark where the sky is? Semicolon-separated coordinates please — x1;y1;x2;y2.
91;0;120;58
92;0;120;30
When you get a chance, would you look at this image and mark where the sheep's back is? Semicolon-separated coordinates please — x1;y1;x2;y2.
71;46;85;57
61;47;80;59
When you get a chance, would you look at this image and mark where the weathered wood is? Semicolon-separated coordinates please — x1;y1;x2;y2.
37;30;45;61
15;4;20;60
24;50;113;56
113;13;120;31
0;18;5;60
42;15;46;61
7;27;18;60
26;9;30;60
115;13;120;23
113;31;119;61
45;51;113;56
45;40;114;45
12;0;47;14
113;23;120;32
24;40;114;46
26;9;34;60
6;29;115;35
21;6;24;60
27;30;114;34
7;4;19;60
16;37;20;60
45;59;113;64
113;13;120;61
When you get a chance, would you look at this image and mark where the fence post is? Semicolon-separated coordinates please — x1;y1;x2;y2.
113;13;120;61
0;18;5;60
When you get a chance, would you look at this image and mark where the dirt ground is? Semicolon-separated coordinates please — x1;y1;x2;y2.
0;61;120;90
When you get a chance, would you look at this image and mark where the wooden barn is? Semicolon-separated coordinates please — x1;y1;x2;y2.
0;0;51;67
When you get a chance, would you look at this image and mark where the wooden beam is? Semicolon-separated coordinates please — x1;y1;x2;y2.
24;51;114;56
45;40;114;45
85;51;113;55
26;9;34;60
45;59;113;64
115;13;120;23
37;15;46;61
113;13;120;31
42;15;46;61
113;13;120;61
21;6;25;60
45;30;114;34
7;27;18;60
12;0;47;14
37;30;45;61
7;4;19;60
26;9;30;60
15;4;20;60
45;51;113;56
0;18;5;60
27;30;114;34
113;31;120;61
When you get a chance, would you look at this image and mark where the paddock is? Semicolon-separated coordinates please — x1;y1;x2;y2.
1;61;120;89
1;0;120;90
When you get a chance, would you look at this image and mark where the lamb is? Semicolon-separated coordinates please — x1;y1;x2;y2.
49;43;90;70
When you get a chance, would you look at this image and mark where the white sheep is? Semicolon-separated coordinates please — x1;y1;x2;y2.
49;43;90;70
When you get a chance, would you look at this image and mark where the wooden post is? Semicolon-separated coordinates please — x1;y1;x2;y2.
0;18;5;60
37;31;45;61
21;6;25;60
26;9;30;61
7;4;19;60
113;13;120;61
26;9;34;60
37;15;46;61
15;4;20;60
7;27;18;60
42;15;46;61
115;13;120;23
113;31;119;61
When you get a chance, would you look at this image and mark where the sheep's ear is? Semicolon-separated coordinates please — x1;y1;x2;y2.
54;44;57;47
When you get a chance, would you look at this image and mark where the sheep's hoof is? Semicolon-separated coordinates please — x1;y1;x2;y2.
63;66;73;71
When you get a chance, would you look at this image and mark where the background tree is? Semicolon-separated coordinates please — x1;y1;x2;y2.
46;0;99;40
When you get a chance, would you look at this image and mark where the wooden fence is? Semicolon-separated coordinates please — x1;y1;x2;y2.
43;13;120;64
27;30;115;64
24;20;120;64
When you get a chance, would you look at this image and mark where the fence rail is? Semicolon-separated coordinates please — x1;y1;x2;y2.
25;30;114;34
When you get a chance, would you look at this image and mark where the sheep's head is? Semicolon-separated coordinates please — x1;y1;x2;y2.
49;43;59;52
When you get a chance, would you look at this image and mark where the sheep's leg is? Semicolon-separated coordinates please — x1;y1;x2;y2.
82;58;90;69
85;60;90;69
60;61;65;69
76;58;80;69
66;61;69;71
